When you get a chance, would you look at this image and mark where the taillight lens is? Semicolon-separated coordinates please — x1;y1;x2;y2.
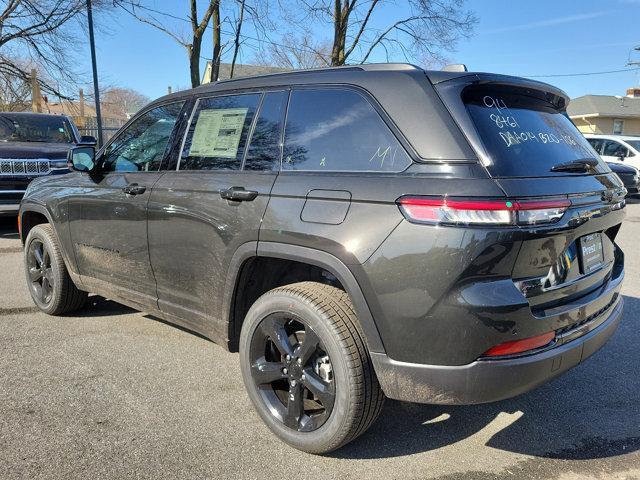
397;197;570;226
482;331;556;357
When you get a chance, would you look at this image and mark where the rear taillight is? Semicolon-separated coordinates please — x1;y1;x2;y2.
397;196;570;226
482;331;556;357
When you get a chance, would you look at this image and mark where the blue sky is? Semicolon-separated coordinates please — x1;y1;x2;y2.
85;0;640;100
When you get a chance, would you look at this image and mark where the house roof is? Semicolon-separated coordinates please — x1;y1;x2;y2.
567;94;640;118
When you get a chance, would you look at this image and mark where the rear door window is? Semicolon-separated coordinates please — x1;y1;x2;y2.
283;88;411;172
463;85;606;177
244;91;288;171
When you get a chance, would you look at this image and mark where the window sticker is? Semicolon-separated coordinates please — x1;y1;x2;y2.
189;108;248;158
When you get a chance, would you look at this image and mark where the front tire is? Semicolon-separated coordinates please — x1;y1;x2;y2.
24;224;87;315
239;281;384;454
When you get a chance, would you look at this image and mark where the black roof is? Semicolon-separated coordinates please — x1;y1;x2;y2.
153;62;564;105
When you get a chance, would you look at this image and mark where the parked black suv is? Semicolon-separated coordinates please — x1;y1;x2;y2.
19;64;626;453
0;112;95;215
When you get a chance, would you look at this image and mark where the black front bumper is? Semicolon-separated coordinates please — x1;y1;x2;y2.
372;294;623;405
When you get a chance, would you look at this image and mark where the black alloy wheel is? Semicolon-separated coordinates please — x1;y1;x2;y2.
239;282;384;454
23;224;87;315
26;238;54;306
250;313;335;432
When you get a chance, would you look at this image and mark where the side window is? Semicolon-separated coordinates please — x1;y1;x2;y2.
602;140;628;158
283;88;412;172
587;138;604;154
180;93;260;170
244;91;288;171
102;102;184;172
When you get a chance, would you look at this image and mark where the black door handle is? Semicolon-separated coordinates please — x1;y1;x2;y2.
122;183;146;195
219;186;258;202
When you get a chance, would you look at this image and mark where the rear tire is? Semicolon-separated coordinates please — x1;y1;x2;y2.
24;224;87;315
239;281;384;454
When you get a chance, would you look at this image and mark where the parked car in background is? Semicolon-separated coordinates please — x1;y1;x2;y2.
606;161;639;196
19;64;626;453
0;112;95;215
584;134;640;169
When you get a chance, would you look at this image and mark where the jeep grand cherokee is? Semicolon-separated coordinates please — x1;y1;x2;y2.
18;64;625;453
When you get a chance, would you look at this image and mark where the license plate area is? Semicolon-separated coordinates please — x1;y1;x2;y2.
579;233;604;274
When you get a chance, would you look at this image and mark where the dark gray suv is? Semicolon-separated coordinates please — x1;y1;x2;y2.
18;64;626;453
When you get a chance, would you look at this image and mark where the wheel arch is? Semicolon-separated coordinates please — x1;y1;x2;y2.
19;203;54;244
19;202;81;284
223;241;386;355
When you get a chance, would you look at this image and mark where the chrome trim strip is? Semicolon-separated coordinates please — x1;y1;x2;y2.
0;204;20;212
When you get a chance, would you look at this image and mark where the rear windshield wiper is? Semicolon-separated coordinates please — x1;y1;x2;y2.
550;158;599;173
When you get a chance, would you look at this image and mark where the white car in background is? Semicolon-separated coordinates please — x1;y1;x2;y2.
584;134;640;169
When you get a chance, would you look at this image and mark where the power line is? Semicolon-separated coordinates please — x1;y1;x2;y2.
525;68;639;78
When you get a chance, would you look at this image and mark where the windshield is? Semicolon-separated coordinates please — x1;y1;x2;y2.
0;114;75;143
463;85;607;177
624;140;640;151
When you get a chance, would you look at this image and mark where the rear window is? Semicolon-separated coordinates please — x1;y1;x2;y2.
463;85;605;177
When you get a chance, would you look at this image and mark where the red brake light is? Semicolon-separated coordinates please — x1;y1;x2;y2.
482;332;556;357
397;197;570;226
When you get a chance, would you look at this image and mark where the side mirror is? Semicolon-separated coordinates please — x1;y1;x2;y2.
68;146;96;173
618;155;625;162
78;135;97;146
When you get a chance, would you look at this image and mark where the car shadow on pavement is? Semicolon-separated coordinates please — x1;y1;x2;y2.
334;294;640;462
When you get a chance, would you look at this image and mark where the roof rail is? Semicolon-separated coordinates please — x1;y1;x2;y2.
441;64;468;72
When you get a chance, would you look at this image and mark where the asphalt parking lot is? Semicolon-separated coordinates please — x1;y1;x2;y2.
1;203;639;480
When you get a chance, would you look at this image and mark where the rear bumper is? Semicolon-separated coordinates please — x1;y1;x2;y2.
372;296;623;405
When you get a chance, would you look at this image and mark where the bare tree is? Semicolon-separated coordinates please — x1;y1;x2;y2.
255;33;331;69
282;0;477;67
102;87;150;117
0;0;107;101
116;0;218;87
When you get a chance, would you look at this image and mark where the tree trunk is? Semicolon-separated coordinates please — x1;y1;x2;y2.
331;0;349;66
188;43;201;88
230;0;245;79
211;1;221;81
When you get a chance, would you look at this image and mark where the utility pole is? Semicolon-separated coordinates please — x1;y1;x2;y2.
87;0;103;146
30;69;42;113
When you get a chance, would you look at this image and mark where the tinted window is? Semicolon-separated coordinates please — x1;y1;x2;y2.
587;138;604;154
602;140;628;157
283;89;411;172
102;102;183;172
244;91;288;171
463;85;605;177
0;114;74;143
180;94;260;170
